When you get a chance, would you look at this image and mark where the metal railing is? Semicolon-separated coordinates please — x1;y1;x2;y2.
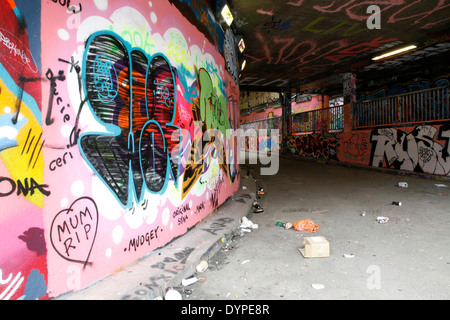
353;86;449;129
290;105;344;134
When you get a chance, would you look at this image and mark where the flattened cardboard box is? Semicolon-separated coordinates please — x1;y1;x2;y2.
298;236;330;258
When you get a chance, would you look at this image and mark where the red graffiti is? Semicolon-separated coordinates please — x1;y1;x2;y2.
312;0;450;29
324;36;399;62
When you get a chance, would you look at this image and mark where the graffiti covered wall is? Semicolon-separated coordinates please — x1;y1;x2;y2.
241;117;282;152
0;0;48;300
286;106;450;177
0;0;240;299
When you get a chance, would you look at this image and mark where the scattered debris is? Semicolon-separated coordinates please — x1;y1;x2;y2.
252;200;264;213
392;201;402;206
257;187;264;195
343;253;355;258
293;219;319;233
398;182;408;188
241;260;250;265
222;237;233;250
182;276;200;286
241;186;247;190
361;211;366;217
299;236;330;258
165;287;183;300
222;241;234;251
196;260;208;273
312;283;325;290
276;221;293;229
377;216;390;224
240;216;258;230
435;184;448;188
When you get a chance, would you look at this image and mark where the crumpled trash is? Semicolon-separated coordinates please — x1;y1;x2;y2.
252;200;264;213
293;219;319;233
182;276;199;286
312;283;325;290
276;221;293;229
196;260;208;273
165;288;183;300
240;216;258;230
377;216;389;224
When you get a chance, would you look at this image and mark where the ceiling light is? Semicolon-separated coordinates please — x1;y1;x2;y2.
221;4;234;26
241;59;247;71
238;38;245;53
372;45;417;61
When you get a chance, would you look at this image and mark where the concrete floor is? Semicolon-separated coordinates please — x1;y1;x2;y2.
184;152;450;300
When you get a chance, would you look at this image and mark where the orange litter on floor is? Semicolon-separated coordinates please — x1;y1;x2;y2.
293;219;319;233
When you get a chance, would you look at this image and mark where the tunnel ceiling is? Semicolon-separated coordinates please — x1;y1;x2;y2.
223;0;450;95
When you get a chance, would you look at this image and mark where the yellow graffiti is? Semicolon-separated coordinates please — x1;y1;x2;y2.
0;76;45;208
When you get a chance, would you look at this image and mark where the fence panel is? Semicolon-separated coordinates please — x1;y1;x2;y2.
353;86;449;129
291;106;343;134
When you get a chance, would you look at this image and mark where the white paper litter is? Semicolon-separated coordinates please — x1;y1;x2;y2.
240;216;258;229
435;184;448;188
312;283;325;290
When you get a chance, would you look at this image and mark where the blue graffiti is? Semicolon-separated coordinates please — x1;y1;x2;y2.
18;269;47;300
79;31;181;208
92;54;118;103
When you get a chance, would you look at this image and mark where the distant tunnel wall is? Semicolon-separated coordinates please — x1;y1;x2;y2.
285;104;450;177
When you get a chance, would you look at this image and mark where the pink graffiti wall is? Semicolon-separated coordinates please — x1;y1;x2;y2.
292;95;327;114
0;0;48;300
1;0;240;299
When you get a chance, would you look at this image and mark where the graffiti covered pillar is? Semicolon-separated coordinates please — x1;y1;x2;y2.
281;90;292;153
343;73;356;105
343;73;356;134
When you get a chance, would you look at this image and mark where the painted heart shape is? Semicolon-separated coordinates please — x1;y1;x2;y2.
50;197;98;268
